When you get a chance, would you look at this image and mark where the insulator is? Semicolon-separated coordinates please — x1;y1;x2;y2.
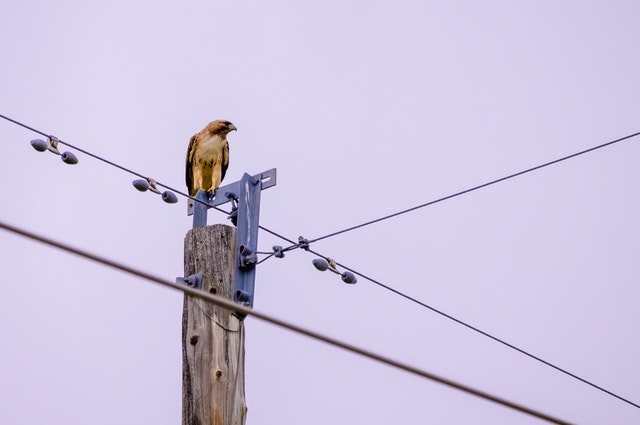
60;151;78;164
30;139;47;152
132;179;150;192
341;271;357;284
312;258;329;271
162;191;178;204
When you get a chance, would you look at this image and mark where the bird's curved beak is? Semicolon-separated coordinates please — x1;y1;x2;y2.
229;123;237;132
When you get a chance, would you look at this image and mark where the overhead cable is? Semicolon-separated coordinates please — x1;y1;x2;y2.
0;219;573;425
324;255;640;410
307;130;640;244
0;113;295;242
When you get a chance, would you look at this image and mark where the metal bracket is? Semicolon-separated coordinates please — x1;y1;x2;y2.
176;274;203;289
185;168;277;317
187;168;277;227
231;171;267;315
239;246;258;269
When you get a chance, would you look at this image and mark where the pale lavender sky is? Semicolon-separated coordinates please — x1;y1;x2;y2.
1;1;639;424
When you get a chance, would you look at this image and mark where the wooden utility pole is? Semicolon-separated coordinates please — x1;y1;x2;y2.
182;224;247;425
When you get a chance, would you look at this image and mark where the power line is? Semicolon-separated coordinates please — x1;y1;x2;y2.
307;130;640;244
0;220;574;425
229;237;640;410
294;130;640;410
0;113;296;243
322;254;640;410
0;113;234;216
0;112;298;252
2;112;637;410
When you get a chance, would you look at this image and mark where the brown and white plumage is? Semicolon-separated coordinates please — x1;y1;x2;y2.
185;120;236;197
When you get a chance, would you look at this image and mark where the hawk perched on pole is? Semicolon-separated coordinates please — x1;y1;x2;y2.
185;120;237;197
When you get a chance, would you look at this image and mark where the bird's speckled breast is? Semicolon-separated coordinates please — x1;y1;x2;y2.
196;134;226;162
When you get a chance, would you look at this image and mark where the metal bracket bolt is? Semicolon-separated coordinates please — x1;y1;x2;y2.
226;193;239;226
272;245;285;258
298;236;310;251
176;273;203;289
239;246;258;269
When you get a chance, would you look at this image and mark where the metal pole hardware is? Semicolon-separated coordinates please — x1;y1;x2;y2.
186;168;277;315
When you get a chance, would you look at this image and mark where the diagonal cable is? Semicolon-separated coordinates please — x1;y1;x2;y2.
323;253;640;410
307;130;640;244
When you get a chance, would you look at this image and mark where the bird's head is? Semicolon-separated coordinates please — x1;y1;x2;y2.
206;120;237;137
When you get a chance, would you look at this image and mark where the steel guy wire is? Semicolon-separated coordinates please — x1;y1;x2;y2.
2;112;638;409
0;220;573;425
306;130;640;244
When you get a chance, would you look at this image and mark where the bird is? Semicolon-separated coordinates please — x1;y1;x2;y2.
185;119;237;198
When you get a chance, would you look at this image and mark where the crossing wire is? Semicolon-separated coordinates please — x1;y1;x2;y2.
0;219;573;425
2;112;638;410
307;130;640;244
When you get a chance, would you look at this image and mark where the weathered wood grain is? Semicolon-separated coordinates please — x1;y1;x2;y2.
183;224;247;425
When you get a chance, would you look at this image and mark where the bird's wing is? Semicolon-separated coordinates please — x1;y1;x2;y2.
221;140;229;183
186;135;197;196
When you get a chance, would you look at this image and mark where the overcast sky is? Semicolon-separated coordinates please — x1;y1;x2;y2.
1;1;640;424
